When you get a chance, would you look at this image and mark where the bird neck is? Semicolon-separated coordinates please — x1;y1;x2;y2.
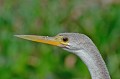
74;49;111;79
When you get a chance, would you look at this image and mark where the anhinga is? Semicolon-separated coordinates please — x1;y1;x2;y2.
15;33;111;79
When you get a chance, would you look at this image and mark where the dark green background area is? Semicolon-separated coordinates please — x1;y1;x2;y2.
0;0;120;79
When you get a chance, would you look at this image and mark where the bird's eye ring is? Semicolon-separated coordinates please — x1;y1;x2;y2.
62;37;69;42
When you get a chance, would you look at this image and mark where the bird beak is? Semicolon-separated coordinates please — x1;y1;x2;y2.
15;35;62;46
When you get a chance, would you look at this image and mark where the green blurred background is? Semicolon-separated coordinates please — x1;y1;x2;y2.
0;0;120;79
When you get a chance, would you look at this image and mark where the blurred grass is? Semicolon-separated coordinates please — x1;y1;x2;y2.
0;0;120;79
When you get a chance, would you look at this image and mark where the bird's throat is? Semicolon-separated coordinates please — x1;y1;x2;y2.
75;49;110;79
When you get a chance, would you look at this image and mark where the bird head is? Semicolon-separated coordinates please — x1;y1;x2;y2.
15;33;87;53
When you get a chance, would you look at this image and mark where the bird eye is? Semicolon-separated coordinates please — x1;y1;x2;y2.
62;37;69;42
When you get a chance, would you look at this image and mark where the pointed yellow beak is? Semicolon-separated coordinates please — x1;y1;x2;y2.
15;35;62;46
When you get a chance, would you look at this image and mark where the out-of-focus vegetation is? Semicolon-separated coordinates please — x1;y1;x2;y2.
0;0;120;79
